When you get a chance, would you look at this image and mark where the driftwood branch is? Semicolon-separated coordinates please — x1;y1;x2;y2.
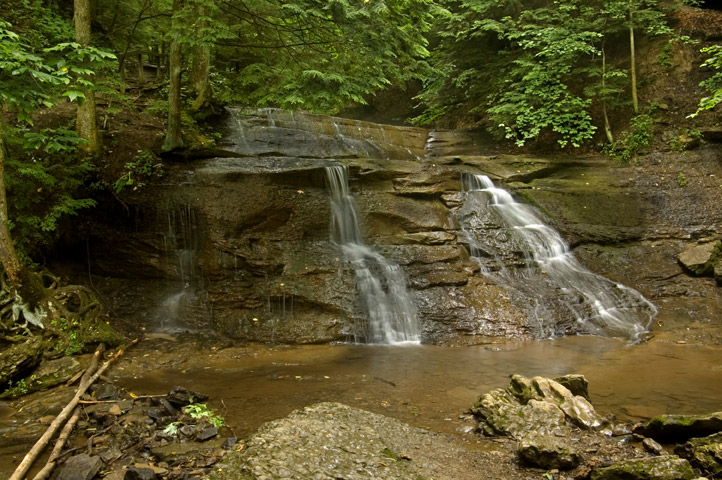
30;406;82;480
9;339;138;480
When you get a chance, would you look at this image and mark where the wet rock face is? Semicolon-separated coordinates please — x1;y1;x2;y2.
81;109;722;344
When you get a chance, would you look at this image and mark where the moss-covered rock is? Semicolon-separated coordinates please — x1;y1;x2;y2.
589;456;695;480
675;432;722;475
0;336;43;391
517;431;582;470
635;412;722;442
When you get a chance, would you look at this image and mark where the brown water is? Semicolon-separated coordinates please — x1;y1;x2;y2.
115;336;722;438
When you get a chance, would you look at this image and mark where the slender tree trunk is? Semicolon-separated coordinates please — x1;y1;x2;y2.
163;0;185;152
602;47;614;143
0;123;23;288
629;3;639;114
74;0;101;156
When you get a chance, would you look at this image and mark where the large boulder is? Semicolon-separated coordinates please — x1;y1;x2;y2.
471;375;608;443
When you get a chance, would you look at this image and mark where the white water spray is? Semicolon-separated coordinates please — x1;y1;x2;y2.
461;174;656;342
326;165;420;345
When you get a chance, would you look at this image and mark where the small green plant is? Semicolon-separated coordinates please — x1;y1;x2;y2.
114;150;164;193
163;422;180;436
184;402;224;427
604;113;654;163
49;317;84;355
677;172;689;187
657;42;673;69
669;128;701;152
3;378;29;398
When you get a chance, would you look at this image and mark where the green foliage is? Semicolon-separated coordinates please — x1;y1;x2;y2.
163;422;181;436
604;113;654;163
689;45;722;117
0;20;116;119
3;378;29;398
677;172;689;187
114;150;165;193
416;0;676;148
184;402;224;427
49;317;84;355
184;0;435;113
3;125;97;258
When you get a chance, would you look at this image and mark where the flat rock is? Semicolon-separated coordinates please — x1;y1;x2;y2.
677;241;722;276
56;453;103;480
166;386;209;406
518;431;582;470
635;412;722;442
590;456;695;480
210;402;533;480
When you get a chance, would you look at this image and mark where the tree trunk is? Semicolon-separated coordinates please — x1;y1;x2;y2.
163;0;185;152
629;3;639;114
602;48;614;144
190;3;211;112
190;44;211;112
0;123;23;288
74;0;101;156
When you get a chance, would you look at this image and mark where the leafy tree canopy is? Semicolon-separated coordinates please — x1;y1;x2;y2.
414;0;678;148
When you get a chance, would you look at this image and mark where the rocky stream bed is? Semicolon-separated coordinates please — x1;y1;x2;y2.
2;341;722;480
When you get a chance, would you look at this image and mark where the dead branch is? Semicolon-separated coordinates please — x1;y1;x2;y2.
9;339;138;480
30;407;82;480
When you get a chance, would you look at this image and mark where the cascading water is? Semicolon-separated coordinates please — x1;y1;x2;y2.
460;174;656;342
155;204;207;331
325;165;420;345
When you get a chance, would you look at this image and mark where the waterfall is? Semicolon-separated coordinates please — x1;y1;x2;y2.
325;165;420;345
155;204;205;331
460;174;656;342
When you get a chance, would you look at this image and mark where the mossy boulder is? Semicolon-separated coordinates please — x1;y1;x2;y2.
635;412;722;443
0;336;43;390
1;356;82;399
471;374;608;439
589;456;695;480
675;432;722;475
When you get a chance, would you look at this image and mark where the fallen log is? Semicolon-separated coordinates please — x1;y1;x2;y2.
9;339;137;480
30;406;81;480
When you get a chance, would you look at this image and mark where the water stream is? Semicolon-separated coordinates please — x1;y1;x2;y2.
460;174;657;342
112;337;722;440
325;165;420;344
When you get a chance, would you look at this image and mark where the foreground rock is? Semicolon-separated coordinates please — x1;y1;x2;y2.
589;456;696;480
210;401;529;480
470;374;715;479
635;412;722;442
677;240;722;281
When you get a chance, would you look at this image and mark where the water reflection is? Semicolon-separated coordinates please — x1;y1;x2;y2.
116;336;722;438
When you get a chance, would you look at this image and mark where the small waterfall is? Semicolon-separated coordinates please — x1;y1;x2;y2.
460;174;656;342
155;204;206;331
325;165;420;345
